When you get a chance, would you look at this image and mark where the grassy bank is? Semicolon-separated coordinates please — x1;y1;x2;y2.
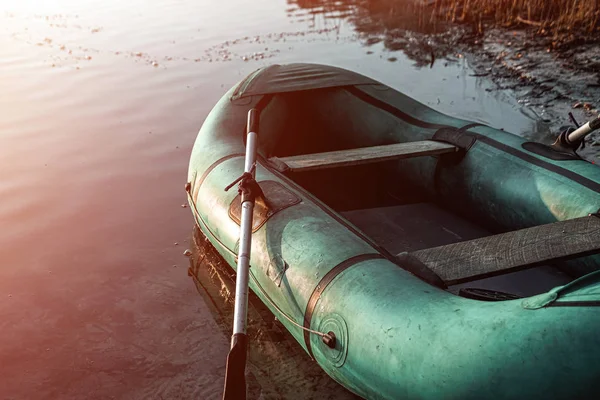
432;0;599;36
294;0;599;39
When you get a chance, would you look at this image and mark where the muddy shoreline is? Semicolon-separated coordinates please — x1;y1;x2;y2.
423;24;600;156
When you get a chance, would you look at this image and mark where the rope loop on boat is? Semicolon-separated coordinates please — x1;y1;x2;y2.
248;271;334;344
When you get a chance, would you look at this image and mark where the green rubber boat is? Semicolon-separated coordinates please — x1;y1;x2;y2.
187;63;600;399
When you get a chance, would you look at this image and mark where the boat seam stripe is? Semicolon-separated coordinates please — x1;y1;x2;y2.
302;253;385;359
458;122;483;132
348;86;600;194
547;301;600;307
187;193;237;257
194;153;245;199
347;86;447;130
472;134;600;193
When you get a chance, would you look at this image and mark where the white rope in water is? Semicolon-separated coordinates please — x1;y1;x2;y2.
248;272;328;338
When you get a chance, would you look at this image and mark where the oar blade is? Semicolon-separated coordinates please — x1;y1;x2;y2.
222;333;248;400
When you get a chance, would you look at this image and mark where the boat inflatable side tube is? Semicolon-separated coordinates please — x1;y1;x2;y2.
303;253;385;358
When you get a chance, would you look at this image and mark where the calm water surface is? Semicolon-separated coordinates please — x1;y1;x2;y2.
0;0;547;398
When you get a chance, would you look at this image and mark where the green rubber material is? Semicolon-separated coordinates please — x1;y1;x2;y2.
188;64;600;400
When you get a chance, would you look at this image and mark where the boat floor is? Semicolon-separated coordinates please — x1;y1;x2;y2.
341;203;571;297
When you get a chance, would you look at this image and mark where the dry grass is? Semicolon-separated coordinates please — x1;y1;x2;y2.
293;0;599;42
431;0;600;35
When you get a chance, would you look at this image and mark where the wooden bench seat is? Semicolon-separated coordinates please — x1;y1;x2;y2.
408;215;600;285
268;140;457;172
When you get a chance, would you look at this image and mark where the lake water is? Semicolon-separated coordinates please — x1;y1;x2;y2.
0;0;559;399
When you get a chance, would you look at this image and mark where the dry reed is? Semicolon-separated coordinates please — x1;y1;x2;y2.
431;0;599;35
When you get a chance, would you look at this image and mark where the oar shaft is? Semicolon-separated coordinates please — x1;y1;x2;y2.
232;200;254;335
231;111;259;336
244;131;258;173
223;109;260;400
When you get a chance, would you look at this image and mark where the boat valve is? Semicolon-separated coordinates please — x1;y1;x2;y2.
322;331;336;349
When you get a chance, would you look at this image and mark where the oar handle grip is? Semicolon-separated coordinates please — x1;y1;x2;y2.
247;108;259;135
244;109;260;175
567;115;600;143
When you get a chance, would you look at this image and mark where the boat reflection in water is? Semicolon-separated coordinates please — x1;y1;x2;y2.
186;226;358;399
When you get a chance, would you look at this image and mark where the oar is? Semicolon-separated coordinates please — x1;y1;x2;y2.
567;114;600;144
222;108;260;400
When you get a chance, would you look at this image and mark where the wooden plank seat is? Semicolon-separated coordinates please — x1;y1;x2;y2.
268;140;457;172
407;215;600;285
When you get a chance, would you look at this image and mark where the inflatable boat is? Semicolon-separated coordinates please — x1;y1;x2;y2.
186;63;600;399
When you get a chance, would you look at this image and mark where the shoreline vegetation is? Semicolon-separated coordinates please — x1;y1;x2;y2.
430;0;599;40
294;0;600;42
